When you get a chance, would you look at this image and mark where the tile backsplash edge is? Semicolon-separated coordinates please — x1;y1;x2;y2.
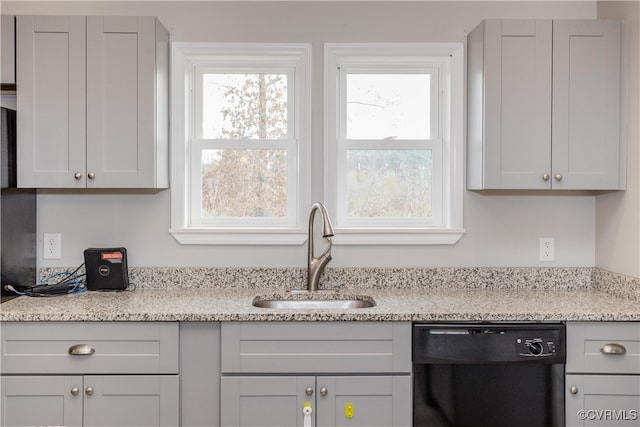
593;268;640;303
38;266;601;291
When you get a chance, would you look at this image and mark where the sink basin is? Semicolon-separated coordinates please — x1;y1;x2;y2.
252;295;376;309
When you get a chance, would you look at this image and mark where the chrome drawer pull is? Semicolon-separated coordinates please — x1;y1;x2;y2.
68;344;95;356
600;343;626;355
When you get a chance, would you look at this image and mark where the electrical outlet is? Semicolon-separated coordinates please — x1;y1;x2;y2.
44;233;61;259
539;237;554;262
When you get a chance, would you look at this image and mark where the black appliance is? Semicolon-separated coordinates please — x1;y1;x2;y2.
84;247;129;291
413;323;566;427
1;106;37;302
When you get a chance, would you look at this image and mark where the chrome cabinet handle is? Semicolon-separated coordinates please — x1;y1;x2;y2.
542;173;550;182
554;174;563;182
87;172;96;180
74;172;82;180
68;344;95;356
600;343;626;355
570;386;579;395
85;387;93;396
70;387;79;396
305;387;313;396
320;387;328;397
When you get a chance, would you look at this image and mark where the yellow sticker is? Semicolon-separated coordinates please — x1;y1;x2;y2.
345;402;354;419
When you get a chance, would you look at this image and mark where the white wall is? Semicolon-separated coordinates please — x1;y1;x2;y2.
2;1;600;268
596;1;640;278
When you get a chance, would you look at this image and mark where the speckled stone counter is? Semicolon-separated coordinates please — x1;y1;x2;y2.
1;267;639;322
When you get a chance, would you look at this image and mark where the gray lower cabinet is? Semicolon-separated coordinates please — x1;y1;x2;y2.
566;374;640;426
1;375;178;427
2;376;82;427
221;375;313;427
566;322;640;427
221;375;410;427
0;322;179;427
220;321;412;427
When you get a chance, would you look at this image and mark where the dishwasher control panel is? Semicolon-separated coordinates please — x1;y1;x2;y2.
413;323;566;364
516;336;558;358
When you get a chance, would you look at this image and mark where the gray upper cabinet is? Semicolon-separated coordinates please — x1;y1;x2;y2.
1;15;16;85
16;16;86;188
16;15;169;189
467;19;623;190
552;20;622;190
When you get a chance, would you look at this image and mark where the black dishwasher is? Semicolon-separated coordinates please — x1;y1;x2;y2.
413;323;566;427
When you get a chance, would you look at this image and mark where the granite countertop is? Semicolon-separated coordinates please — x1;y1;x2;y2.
1;267;638;322
1;286;639;322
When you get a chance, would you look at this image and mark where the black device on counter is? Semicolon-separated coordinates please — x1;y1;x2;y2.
84;248;129;291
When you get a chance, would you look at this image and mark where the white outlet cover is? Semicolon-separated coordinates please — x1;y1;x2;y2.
539;237;555;262
43;233;62;259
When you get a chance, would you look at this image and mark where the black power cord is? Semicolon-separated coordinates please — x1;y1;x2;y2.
4;263;87;297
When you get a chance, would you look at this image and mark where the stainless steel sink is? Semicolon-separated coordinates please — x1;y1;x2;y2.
252;295;375;309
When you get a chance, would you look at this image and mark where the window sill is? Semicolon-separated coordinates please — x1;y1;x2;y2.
170;227;465;245
169;228;307;245
331;228;466;245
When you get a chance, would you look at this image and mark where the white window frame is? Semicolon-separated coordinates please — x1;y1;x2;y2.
170;43;311;245
324;43;465;245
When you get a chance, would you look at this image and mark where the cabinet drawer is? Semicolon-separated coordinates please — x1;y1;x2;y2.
566;374;640;426
567;322;640;374
1;322;178;374
221;322;411;374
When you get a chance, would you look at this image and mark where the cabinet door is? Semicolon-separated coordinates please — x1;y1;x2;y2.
316;376;411;427
552;20;622;190
566;374;640;426
86;16;166;188
1;375;83;427
483;19;553;189
1;15;15;85
16;16;87;188
83;375;179;427
221;376;315;427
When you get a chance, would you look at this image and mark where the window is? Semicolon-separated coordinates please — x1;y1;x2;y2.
171;43;462;246
324;44;464;244
170;44;311;244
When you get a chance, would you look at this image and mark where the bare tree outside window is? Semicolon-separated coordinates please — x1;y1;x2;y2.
201;74;288;217
345;73;433;219
347;150;432;218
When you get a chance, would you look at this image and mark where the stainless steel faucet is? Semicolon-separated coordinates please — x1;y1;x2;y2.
307;202;334;292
